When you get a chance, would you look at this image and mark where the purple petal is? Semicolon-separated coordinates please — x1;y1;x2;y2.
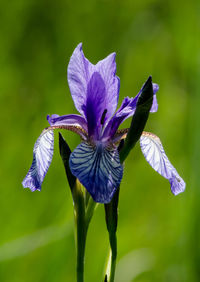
47;114;88;131
69;142;123;203
103;96;138;139
134;82;159;113
22;130;54;191
151;83;159;112
47;114;88;140
96;53;120;120
140;132;185;195
67;43;120;122
84;72;106;137
103;79;159;139
67;43;94;117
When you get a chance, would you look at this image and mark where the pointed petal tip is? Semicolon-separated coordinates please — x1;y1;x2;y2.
73;42;82;49
108;52;116;62
76;42;83;52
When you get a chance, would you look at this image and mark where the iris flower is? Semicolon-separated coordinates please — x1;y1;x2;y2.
22;43;185;203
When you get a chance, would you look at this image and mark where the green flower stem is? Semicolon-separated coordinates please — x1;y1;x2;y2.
85;197;98;230
73;181;86;282
74;188;97;282
104;233;117;282
104;77;154;281
59;134;97;282
73;184;97;282
105;233;117;282
104;189;119;282
104;249;111;282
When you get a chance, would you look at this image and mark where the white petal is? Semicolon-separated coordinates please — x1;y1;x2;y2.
22;130;54;191
140;132;185;195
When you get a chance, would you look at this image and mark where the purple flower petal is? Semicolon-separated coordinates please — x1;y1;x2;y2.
67;43;94;117
47;114;88;131
22;130;54;191
67;43;120;123
69;142;123;203
84;72;107;137
103;79;159;139
47;114;88;140
96;53;120;120
140;132;185;195
151;83;159;112
137;82;159;113
103;96;138;139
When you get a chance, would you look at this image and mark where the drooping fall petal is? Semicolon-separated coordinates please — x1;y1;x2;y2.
140;132;185;195
22;130;54;191
69;142;123;203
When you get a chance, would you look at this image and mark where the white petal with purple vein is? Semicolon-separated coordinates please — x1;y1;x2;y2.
22;130;54;191
140;132;185;195
69;142;123;203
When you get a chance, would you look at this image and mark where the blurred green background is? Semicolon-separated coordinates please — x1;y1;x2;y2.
0;0;199;281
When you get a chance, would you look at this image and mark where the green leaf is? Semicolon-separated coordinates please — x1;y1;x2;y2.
104;188;119;234
58;132;76;191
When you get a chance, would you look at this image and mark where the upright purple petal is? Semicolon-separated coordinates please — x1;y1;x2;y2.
140;132;185;195
69;142;123;203
22;130;54;191
84;72;107;137
67;43;120;122
67;43;94;117
96;53;120;120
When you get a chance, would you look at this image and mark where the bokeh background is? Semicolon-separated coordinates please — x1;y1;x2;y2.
0;0;199;281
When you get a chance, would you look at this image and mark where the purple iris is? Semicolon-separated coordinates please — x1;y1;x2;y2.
22;43;185;203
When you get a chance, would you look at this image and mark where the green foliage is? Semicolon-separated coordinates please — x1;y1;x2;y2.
0;0;198;281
